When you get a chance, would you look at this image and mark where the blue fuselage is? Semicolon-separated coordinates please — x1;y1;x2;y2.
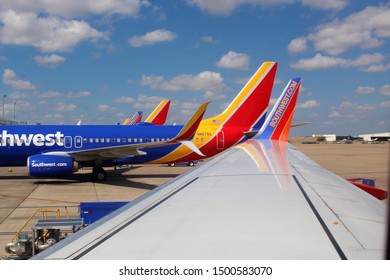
0;125;183;167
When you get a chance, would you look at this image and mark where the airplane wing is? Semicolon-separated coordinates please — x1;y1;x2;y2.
33;77;387;260
46;102;209;161
33;138;387;260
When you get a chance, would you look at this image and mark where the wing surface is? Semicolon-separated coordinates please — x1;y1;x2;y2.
33;139;387;260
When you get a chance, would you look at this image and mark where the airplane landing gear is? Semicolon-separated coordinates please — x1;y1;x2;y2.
93;166;107;181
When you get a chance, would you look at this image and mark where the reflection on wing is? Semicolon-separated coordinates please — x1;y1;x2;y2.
238;140;293;192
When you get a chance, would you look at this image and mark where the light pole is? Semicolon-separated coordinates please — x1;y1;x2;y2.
2;94;6;119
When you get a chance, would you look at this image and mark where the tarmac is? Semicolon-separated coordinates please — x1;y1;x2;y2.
0;140;389;258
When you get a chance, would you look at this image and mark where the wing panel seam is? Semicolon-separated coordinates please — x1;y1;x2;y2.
72;177;199;259
292;175;347;260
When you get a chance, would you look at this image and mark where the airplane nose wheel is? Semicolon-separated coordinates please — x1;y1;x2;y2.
93;166;107;181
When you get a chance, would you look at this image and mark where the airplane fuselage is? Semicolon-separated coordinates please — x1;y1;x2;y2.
0;122;249;167
0;125;183;166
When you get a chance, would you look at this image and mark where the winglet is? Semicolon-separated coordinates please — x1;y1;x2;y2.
256;77;301;141
145;99;171;125
169;102;210;142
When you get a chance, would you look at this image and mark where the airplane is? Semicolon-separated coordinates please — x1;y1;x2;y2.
0;61;278;181
122;111;143;125
0;102;209;181
122;99;171;125
32;75;388;260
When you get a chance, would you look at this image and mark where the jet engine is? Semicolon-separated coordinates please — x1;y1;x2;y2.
28;154;78;178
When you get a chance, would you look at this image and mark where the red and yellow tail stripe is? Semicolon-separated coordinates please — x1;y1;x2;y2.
145;99;171;125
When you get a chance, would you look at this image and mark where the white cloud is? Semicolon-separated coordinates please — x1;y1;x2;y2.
141;71;226;93
186;0;295;16
56;102;76;112
288;37;307;53
328;111;342;118
291;54;347;70
203;90;226;101
133;95;168;109
355;86;375;95
301;0;349;11
67;91;91;98
39;91;61;98
380;85;390;96
202;35;214;43
338;101;354;108
128;29;177;47
290;53;386;70
355;104;376;111
34;54;65;68
113;97;135;103
307;5;390;55
0;10;108;52
297;100;320;109
362;63;390;73
96;104;114;111
379;100;390;107
2;69;35;90
8;92;29;99
215;51;249;70
44;113;63;119
0;0;146;18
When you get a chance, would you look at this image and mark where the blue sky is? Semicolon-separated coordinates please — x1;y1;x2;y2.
0;0;389;136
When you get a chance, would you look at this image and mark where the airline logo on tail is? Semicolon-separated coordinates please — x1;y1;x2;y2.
257;77;301;141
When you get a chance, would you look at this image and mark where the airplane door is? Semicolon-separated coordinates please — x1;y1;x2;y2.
64;136;72;148
74;136;82;148
217;131;224;150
